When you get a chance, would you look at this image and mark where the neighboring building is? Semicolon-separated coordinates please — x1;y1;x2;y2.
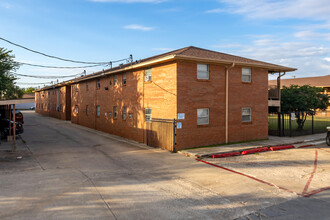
269;75;330;115
35;46;296;151
35;85;71;120
15;93;35;110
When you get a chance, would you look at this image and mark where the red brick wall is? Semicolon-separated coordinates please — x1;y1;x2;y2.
70;61;177;144
35;86;70;120
176;61;268;150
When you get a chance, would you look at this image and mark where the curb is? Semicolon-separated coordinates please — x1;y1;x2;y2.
208;143;320;159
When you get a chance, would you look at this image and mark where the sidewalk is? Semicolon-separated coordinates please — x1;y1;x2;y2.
179;133;326;158
0;136;29;161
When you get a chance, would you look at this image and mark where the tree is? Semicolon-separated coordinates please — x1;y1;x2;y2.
281;85;329;130
0;47;23;99
23;87;36;93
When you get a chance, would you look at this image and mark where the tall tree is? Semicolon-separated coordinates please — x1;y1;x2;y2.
281;85;329;130
0;47;23;99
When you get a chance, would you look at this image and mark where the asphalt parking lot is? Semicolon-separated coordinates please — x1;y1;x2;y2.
202;146;330;198
1;111;330;220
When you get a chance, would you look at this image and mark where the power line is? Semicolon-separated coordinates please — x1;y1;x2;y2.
16;61;105;69
0;36;129;64
16;81;53;85
13;72;80;79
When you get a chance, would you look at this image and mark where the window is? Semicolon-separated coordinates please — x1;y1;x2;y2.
145;108;152;122
145;68;152;82
86;105;89;115
123;73;127;85
197;64;209;80
113;106;117;119
242;107;252;122
114;75;117;85
75;105;78;114
86;81;89;90
109;112;112;117
75;83;79;91
242;68;251;82
197;108;209;125
96;105;100;117
60;104;63;112
97;79;100;89
123;106;127;120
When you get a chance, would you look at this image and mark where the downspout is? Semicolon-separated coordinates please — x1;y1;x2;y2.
225;62;235;144
277;72;286;112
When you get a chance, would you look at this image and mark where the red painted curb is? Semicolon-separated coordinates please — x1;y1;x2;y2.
298;144;314;148
241;147;269;155
270;145;294;151
212;151;240;158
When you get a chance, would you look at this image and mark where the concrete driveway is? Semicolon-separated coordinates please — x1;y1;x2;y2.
0;111;329;220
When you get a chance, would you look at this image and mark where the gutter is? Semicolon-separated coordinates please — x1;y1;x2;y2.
225;62;235;144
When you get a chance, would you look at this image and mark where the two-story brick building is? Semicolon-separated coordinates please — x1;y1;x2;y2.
35;46;296;151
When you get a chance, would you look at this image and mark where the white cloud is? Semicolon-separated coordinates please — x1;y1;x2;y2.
295;31;330;41
152;48;174;51
215;0;330;21
205;8;225;14
212;36;330;76
90;0;165;3
123;24;154;31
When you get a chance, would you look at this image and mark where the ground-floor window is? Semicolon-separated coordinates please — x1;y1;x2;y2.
75;105;78;114
96;105;100;117
86;105;89;115
242;107;252;122
123;106;127;120
113;106;117;119
145;108;152;122
197;108;209;125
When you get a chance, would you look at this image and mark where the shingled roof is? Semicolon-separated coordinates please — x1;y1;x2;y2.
269;75;330;88
37;46;296;91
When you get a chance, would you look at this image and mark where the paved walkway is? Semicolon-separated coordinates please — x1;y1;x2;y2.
179;133;326;158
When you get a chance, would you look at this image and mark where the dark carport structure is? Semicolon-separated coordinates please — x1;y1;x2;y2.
0;94;34;151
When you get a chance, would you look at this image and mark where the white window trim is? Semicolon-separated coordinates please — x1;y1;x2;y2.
197;108;209;125
242;67;252;83
197;64;209;80
242;107;252;122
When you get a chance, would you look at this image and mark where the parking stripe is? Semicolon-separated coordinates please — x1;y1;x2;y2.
195;158;299;196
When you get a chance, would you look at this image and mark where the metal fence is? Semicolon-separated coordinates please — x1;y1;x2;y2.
269;111;330;137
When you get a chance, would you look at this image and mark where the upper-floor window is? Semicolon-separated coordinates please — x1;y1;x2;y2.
96;79;100;89
242;68;252;83
123;73;127;85
145;68;152;82
197;108;209;125
114;75;118;86
145;108;152;122
197;64;209;80
75;83;79;91
242;107;252;122
123;106;127;120
86;81;89;90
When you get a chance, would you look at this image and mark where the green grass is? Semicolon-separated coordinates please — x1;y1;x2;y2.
183;138;268;151
268;115;330;132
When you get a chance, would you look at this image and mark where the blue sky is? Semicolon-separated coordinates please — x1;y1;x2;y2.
1;0;330;87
